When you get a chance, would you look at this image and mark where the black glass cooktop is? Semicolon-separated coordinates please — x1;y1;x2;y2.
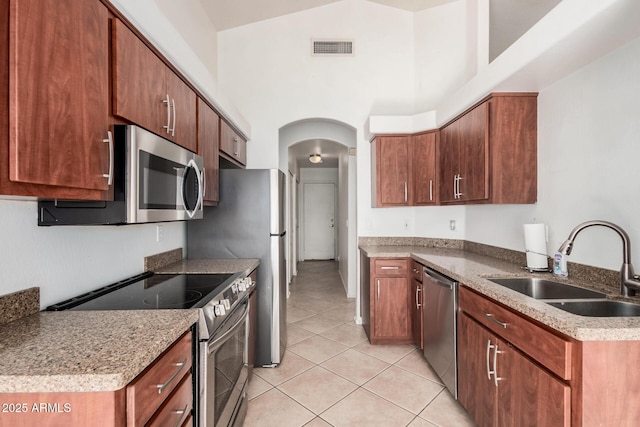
46;272;236;311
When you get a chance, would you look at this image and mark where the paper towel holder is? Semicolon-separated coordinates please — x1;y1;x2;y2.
524;249;551;272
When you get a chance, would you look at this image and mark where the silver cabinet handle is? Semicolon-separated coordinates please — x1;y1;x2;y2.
163;94;172;134
456;174;463;199
380;266;400;270
156;358;187;394
102;131;113;185
484;313;508;328
170;98;176;136
453;175;457;199
404;182;408;202
172;404;189;427
415;286;421;309
493;343;504;386
233;136;239;156
377;279;380;301
429;179;433;201
486;339;493;381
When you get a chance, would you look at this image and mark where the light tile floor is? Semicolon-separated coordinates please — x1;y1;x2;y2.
245;261;476;427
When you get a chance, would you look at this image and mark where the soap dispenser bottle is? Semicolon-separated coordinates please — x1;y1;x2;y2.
553;253;568;277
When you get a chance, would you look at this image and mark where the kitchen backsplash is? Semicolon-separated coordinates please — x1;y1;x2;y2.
0;287;39;325
144;248;184;272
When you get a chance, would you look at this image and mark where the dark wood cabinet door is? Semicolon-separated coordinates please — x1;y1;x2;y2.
112;18;167;137
220;120;246;166
411;279;423;348
413;132;437;205
498;344;571;427
438;124;460;203
458;102;489;202
166;69;197;152
376;136;411;206
9;0;110;191
373;277;411;339
197;98;219;205
457;312;496;427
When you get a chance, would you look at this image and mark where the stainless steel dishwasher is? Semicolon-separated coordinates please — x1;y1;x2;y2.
422;266;458;399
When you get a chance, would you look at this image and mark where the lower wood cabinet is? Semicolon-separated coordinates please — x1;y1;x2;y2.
0;329;194;427
360;254;412;345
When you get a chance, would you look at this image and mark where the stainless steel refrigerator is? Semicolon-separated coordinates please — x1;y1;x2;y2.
187;168;287;367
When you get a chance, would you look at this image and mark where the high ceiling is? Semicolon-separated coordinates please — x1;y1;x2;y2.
201;0;456;31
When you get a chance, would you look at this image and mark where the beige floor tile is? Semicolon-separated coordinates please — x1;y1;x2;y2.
279;366;358;414
293;314;345;334
408;417;438;427
320;323;368;347
364;366;445;414
304;417;333;427
253;351;315;386
288;305;317;323
395;349;444;384
247;373;273;400
320;388;415;427
353;341;416;363
243;388;315;427
319;305;358;322
288;334;349;364
321;348;390;385
287;324;316;345
418;389;477;427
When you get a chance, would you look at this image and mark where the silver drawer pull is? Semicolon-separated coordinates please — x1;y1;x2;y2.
380;266;400;270
157;358;187;394
173;404;189;427
484;313;507;328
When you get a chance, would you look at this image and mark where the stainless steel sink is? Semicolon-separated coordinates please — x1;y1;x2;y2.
548;300;640;317
487;277;606;300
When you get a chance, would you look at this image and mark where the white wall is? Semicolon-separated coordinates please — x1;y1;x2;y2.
466;35;640;271
0;200;185;308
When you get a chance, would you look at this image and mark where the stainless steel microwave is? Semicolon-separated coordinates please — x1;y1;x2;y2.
38;125;204;225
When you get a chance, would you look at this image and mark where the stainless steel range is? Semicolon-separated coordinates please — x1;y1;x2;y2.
46;271;255;427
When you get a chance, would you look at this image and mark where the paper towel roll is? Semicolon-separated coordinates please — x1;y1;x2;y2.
523;223;548;270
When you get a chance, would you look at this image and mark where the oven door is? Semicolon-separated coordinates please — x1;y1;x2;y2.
200;298;249;427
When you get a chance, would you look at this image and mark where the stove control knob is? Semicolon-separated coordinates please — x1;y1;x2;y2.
237;281;246;292
213;304;226;317
231;283;239;294
221;299;231;310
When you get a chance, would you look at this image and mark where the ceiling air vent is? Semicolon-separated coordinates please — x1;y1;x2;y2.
311;39;354;56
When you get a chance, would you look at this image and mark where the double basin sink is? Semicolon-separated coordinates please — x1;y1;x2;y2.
487;277;640;317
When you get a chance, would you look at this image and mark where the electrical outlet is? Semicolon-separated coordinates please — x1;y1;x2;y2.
449;220;456;230
156;225;164;242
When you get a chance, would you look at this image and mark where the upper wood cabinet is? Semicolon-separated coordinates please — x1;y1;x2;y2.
370;135;412;207
413;131;438;205
439;102;489;203
112;19;197;153
219;119;247;166
439;93;537;205
1;0;111;199
197;98;220;205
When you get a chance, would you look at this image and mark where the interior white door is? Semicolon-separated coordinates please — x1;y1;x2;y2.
303;182;336;260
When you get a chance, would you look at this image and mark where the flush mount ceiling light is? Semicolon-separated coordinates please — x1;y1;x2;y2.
309;153;323;164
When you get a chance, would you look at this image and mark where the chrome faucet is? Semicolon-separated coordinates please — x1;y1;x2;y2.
558;220;640;297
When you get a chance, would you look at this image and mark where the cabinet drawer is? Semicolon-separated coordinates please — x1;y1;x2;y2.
127;331;192;426
147;374;193;427
458;286;572;380
410;260;423;283
373;258;408;276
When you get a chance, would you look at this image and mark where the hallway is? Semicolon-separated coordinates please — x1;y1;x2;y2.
244;261;475;427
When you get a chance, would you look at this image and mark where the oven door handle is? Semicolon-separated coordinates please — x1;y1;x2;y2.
208;301;249;354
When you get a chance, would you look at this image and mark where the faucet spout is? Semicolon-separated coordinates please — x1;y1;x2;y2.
558;220;640;297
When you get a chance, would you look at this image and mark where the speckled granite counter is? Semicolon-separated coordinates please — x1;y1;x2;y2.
153;258;259;276
360;244;640;341
0;310;198;393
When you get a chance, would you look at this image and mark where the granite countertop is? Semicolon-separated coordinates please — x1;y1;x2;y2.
360;244;640;341
0;310;199;393
153;258;260;276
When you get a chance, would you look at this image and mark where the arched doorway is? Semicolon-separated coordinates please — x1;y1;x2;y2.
278;119;357;303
